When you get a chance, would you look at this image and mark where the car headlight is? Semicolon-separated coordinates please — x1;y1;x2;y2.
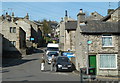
58;64;62;68
68;65;72;67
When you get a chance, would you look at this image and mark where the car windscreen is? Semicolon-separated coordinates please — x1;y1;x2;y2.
48;52;59;56
57;57;70;62
47;47;59;51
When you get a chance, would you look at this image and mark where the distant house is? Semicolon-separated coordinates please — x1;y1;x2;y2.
0;33;3;57
16;13;43;47
0;13;26;57
86;11;103;20
59;10;77;52
75;8;120;76
64;21;77;52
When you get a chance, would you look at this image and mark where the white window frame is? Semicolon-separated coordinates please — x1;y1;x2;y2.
99;54;117;69
102;35;114;47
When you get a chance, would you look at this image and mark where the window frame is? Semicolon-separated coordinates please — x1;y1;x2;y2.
10;27;13;33
13;27;16;33
102;35;114;47
99;54;117;69
9;41;16;47
10;27;16;33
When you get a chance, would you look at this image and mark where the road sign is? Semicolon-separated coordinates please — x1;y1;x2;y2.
30;38;34;41
87;40;92;44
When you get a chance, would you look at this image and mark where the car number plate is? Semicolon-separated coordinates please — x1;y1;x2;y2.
62;67;68;69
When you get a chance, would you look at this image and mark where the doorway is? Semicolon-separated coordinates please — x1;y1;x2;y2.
89;55;96;74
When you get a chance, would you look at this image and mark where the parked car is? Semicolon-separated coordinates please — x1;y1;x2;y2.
54;56;73;72
46;51;59;64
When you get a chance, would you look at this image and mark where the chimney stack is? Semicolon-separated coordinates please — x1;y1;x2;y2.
11;12;14;22
64;10;68;22
77;9;85;23
6;12;8;16
25;13;29;19
12;12;14;17
80;9;83;13
65;10;68;17
107;9;114;14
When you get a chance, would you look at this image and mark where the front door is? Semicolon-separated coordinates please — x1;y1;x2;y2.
89;55;96;74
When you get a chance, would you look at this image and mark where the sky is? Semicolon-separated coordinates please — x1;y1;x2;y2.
1;2;119;22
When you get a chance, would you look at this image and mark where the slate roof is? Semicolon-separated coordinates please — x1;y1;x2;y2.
65;21;77;30
80;20;120;33
86;11;103;21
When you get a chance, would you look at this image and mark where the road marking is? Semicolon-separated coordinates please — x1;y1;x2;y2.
53;72;69;75
41;71;69;75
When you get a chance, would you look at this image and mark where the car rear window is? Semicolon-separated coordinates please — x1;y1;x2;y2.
48;52;58;56
57;57;70;62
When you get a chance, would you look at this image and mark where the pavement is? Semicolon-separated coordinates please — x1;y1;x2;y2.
72;70;120;82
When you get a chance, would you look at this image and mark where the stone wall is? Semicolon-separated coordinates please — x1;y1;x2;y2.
107;8;120;22
2;21;20;51
59;21;65;51
16;19;31;41
70;31;76;51
75;33;119;76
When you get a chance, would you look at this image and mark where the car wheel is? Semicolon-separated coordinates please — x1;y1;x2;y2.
54;66;58;72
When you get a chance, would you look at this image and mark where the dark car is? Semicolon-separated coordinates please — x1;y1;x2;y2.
54;56;73;72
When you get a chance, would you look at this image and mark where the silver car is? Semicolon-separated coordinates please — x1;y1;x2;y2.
46;51;59;64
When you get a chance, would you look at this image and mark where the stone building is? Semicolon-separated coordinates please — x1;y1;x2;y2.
64;21;77;52
75;8;120;76
59;10;77;52
86;11;103;20
0;13;26;57
16;13;43;47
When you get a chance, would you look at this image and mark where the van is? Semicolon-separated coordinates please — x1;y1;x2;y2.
46;43;59;55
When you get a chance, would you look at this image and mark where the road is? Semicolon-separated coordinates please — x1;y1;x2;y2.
2;48;80;81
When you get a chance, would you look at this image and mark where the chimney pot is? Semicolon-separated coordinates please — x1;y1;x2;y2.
65;10;68;17
6;12;8;16
12;12;14;17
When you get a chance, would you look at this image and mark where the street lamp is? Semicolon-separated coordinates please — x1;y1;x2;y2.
87;40;92;75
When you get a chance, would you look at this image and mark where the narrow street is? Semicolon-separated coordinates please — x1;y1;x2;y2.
2;48;80;81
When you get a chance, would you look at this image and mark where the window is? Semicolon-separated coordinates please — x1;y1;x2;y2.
10;27;12;33
102;35;113;47
10;41;16;47
99;54;117;69
13;27;16;33
10;27;16;33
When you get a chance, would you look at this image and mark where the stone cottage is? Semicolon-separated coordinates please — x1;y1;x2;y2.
64;21;77;52
15;13;43;47
75;8;120;76
59;10;77;52
0;13;26;57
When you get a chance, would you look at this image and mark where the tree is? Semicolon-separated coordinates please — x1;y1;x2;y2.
41;19;52;35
